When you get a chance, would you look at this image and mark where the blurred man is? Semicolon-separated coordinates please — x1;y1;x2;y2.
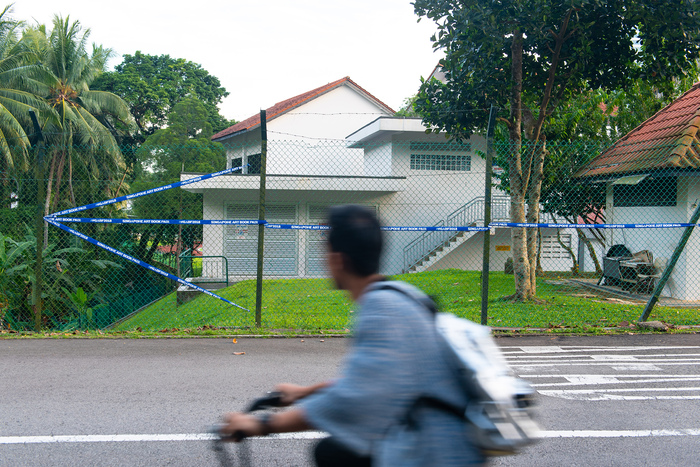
222;205;483;466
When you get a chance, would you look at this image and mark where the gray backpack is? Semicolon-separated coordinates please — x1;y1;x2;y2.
377;283;540;456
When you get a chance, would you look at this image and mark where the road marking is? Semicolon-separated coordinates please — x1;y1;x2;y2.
0;432;329;444
540;386;700;394
539;385;700;401
611;364;661;371
541;429;700;438
500;346;700;354
511;361;700;368
525;374;700;379
504;353;700;360
530;375;700;387
506;357;700;364
3;430;700;444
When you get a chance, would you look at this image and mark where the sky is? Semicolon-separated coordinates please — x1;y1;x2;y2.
11;0;442;123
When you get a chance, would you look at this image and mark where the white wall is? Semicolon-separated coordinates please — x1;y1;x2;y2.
221;84;392;176
426;229;512;272
606;176;700;299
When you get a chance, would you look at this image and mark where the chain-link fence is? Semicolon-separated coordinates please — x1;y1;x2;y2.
2;122;699;333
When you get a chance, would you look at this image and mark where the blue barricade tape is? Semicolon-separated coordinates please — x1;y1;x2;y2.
53;218;267;226
49;165;245;218
382;226;489;232
265;224;329;230
264;224;490;232
51;219;698;231
490;222;695;229
44;217;249;312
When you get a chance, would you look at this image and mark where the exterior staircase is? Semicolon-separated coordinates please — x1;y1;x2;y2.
402;196;510;273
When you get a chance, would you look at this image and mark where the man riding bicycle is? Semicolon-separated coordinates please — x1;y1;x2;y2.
221;205;484;466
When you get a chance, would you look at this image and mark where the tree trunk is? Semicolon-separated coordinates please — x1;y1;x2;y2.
511;8;574;299
1;176;9;210
558;229;579;275
576;229;603;275
50;150;67;212
44;152;58;245
508;28;533;301
68;153;76;207
526;142;547;292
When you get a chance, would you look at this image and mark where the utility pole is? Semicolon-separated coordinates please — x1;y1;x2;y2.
254;110;268;327
29;110;45;332
480;105;497;325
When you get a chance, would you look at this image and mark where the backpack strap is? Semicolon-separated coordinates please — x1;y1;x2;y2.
372;282;439;315
371;282;467;423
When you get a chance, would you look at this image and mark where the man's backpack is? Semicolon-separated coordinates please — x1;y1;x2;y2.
376;283;540;457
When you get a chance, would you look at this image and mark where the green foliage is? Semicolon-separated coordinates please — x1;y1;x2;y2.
413;0;700;140
1;227;122;331
0;231;32;326
91;51;234;140
394;94;420;117
18;15;135;217
135;97;224;177
0;5;51;174
61;286;105;330
127;98;226;260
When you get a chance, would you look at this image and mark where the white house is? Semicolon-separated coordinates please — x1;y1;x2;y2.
576;82;700;300
182;78;582;279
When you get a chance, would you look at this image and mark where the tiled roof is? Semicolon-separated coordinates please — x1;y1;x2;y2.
575;82;700;179
212;77;395;141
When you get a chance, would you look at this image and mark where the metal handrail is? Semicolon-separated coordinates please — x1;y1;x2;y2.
402;196;511;272
179;248;193;278
178;255;230;287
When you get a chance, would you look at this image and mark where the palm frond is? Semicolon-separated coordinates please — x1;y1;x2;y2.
80;90;131;122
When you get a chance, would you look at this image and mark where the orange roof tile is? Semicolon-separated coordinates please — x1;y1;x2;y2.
576;82;700;179
212;77;395;141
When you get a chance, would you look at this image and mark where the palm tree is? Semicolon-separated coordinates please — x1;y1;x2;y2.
0;5;52;207
22;15;132;216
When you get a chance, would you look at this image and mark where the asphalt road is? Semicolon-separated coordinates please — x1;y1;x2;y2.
1;333;699;466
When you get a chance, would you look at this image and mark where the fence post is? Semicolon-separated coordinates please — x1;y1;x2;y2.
480;105;497;325
255;110;268;327
638;201;700;322
29;110;45;332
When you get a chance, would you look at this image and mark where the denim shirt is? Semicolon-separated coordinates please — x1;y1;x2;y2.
300;281;484;466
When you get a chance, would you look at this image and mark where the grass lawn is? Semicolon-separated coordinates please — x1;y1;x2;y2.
112;270;699;334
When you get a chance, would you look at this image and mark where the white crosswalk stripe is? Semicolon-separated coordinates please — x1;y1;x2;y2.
505;345;700;401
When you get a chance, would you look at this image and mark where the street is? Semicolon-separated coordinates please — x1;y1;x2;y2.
1;334;699;466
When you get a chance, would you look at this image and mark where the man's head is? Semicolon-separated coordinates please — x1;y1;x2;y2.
327;205;383;289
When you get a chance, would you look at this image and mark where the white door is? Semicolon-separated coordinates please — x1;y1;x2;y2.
306;205;330;276
224;204;298;276
305;205;378;276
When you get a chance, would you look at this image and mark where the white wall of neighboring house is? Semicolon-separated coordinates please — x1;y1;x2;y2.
604;176;700;299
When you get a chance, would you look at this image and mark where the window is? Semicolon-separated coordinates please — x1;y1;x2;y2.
410;154;471;171
248;154;262;174
230;154;261;174
231;157;242;172
409;142;471;152
541;234;572;259
613;176;677;207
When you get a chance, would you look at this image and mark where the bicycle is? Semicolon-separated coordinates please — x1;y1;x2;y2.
210;392;284;467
